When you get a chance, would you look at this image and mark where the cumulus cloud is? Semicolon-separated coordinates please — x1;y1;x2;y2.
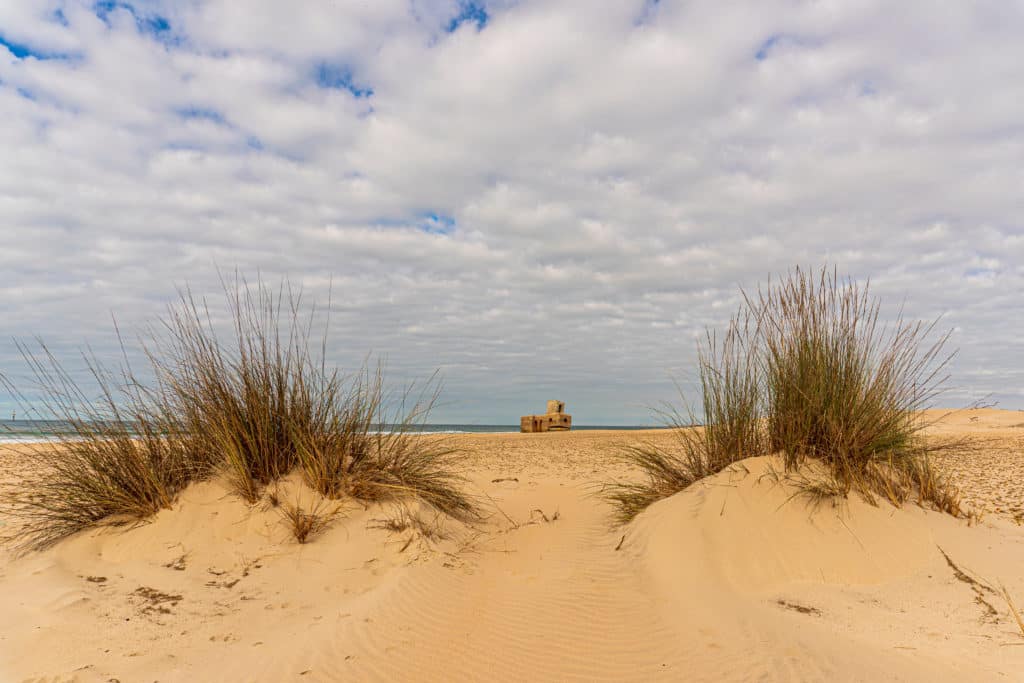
0;0;1021;422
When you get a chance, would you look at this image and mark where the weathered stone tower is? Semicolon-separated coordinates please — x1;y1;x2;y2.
520;400;572;433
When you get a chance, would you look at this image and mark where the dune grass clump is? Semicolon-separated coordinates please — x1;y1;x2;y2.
0;343;212;551
149;276;477;520
369;504;451;543
294;366;477;521
1;275;477;551
605;315;767;523
278;497;339;544
149;279;332;503
753;268;961;514
607;266;962;523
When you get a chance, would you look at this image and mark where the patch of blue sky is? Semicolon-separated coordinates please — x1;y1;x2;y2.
161;140;205;152
161;132;263;155
446;2;489;33
859;81;879;97
755;35;781;61
0;34;33;59
93;1;176;45
634;0;660;26
755;34;823;62
420;212;456;234
143;15;171;35
964;266;997;279
315;63;373;98
175;107;227;125
92;1;132;23
0;32;70;60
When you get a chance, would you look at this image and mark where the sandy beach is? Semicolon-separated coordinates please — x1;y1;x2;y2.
1;409;1023;682
5;2;1023;679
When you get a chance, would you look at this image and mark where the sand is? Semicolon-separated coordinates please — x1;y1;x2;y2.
1;409;1023;681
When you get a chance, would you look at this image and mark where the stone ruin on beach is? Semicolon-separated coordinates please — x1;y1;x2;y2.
520;400;572;433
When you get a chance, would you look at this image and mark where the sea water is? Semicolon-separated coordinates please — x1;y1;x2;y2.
0;419;663;443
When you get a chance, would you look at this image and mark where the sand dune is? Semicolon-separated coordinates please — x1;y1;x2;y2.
630;456;1024;680
2;411;1023;681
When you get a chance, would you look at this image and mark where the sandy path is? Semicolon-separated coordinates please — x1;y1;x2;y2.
308;479;688;681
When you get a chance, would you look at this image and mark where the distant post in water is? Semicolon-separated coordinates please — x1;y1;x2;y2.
520;400;572;433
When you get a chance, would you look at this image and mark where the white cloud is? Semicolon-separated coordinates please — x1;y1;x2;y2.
0;0;1022;422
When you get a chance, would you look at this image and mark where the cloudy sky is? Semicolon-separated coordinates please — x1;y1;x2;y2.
1;1;1022;424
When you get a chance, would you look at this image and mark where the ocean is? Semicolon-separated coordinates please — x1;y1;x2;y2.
0;419;664;443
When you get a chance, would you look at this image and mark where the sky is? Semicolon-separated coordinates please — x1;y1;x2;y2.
0;1;1022;424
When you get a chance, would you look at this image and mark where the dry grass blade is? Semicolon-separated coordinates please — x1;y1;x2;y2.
785;472;848;511
1002;584;1024;639
368;504;450;542
278;497;339;544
